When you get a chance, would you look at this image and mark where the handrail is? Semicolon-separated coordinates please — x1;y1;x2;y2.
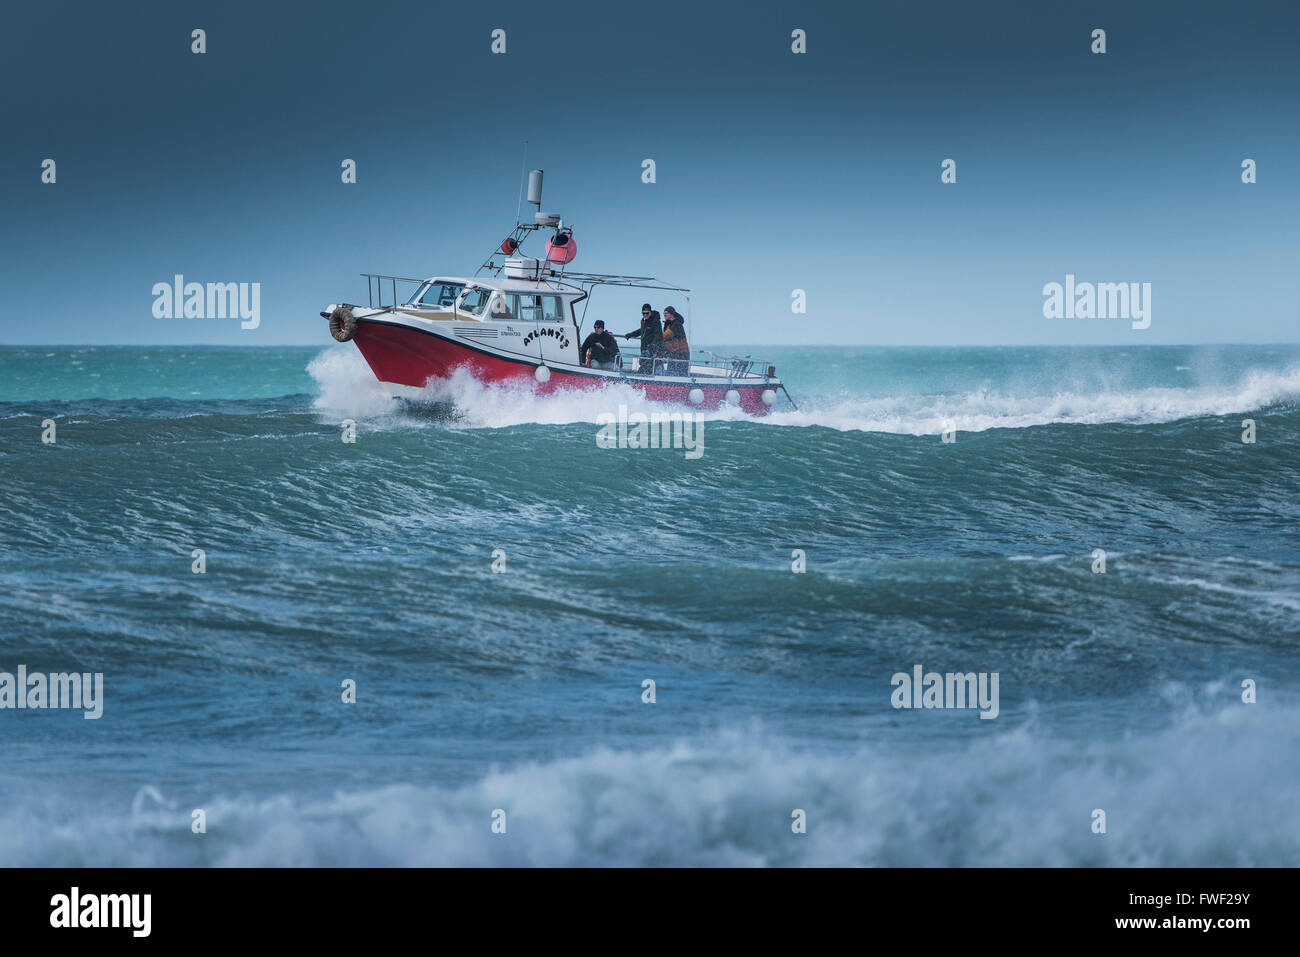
562;272;690;293
606;351;778;380
360;274;427;309
361;273;426;283
695;350;775;378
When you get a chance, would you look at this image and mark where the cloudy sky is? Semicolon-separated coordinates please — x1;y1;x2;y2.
4;0;1297;345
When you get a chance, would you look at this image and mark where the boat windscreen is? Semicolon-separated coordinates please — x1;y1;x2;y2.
409;281;465;308
457;287;492;317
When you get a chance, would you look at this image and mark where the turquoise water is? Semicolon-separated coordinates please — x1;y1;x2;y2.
1;343;1298;865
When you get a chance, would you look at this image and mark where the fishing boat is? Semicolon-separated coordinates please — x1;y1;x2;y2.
321;171;793;415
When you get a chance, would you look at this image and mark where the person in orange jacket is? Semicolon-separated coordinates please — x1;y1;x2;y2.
661;305;690;374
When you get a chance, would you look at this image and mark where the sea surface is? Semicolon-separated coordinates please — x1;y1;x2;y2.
1;343;1298;866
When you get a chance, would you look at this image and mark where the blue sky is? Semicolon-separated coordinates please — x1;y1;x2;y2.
3;0;1298;345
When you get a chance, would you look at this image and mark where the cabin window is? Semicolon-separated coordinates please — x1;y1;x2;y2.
511;294;564;323
415;282;463;308
488;293;513;319
457;287;491;317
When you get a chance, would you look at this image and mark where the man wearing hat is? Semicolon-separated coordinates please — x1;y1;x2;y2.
623;303;664;374
580;319;621;370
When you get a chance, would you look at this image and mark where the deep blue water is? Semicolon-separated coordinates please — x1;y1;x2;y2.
1;344;1298;865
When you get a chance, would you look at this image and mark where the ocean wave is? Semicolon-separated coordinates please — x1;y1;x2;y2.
762;367;1300;434
4;702;1296;867
307;347;1300;435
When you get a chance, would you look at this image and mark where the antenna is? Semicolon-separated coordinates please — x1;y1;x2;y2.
515;144;528;226
527;170;559;226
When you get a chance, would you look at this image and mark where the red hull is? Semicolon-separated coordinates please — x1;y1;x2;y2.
351;320;774;415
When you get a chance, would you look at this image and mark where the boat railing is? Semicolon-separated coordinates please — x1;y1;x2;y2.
361;274;426;309
693;350;777;380
610;350;777;381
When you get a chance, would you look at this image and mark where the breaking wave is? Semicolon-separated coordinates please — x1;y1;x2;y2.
4;701;1296;867
763;367;1300;434
308;347;1300;435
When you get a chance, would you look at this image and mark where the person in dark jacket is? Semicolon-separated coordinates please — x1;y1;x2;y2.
661;305;690;374
580;320;621;370
623;303;663;374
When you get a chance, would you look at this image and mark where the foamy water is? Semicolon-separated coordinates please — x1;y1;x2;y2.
308;345;1300;434
3;700;1295;867
5;344;1299;867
